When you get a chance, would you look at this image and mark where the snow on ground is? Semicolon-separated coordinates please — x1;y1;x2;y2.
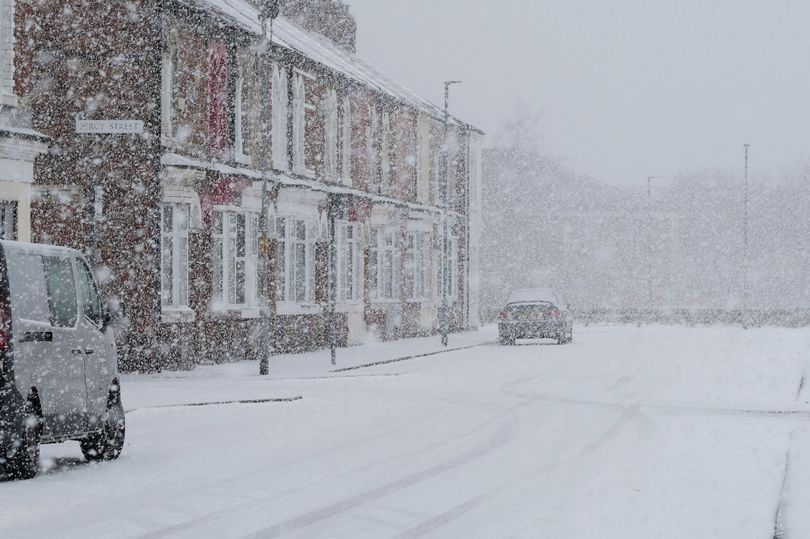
1;324;810;538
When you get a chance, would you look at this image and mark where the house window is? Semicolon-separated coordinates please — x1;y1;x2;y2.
161;53;173;145
234;72;250;162
324;89;339;180
0;0;15;101
276;217;315;304
213;210;259;309
405;232;431;301
370;227;399;300
271;64;288;171
292;70;315;175
437;235;459;301
340;96;352;186
161;203;190;309
381;111;391;190
0;200;17;240
367;106;380;188
208;42;230;156
448;235;459;300
337;222;361;302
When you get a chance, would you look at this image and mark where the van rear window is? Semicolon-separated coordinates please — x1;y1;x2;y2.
6;254;50;324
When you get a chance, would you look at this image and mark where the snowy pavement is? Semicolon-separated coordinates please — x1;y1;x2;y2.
2;325;810;538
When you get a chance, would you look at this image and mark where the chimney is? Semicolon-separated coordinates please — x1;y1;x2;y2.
278;0;357;53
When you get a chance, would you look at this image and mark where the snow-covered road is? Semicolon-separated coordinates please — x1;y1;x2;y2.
2;325;810;538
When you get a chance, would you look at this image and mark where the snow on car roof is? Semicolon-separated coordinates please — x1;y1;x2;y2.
507;288;561;305
188;0;480;130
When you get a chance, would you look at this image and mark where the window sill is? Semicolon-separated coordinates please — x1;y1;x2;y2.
161;307;196;324
276;302;323;316
0;93;18;107
336;302;363;313
211;305;263;320
292;165;315;178
370;298;401;305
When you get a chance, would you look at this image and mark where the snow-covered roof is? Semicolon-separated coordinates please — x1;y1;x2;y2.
184;0;480;130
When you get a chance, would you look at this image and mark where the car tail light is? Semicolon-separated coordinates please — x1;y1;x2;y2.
551;308;561;318
499;310;509;320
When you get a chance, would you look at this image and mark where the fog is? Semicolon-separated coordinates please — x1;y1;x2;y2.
346;0;810;187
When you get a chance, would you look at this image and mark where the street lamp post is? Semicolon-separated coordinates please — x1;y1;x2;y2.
441;81;462;347
258;0;280;376
742;143;750;329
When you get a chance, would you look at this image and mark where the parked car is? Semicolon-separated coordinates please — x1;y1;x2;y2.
499;288;573;345
0;241;125;479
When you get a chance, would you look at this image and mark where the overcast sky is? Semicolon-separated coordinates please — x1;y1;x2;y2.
344;0;810;187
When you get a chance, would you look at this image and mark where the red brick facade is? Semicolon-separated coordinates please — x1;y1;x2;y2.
20;0;483;372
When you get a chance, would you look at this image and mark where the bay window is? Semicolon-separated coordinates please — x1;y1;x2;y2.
370;226;399;301
276;217;315;304
405;232;431;301
213;210;259;309
337;222;362;302
437;235;460;301
161;203;190;309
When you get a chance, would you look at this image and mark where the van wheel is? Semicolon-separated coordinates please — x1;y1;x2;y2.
6;401;40;480
81;393;125;462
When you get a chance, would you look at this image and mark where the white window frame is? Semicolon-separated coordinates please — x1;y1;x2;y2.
212;209;259;311
381;111;391;189
276;216;316;305
160;203;190;310
370;226;399;301
337;221;362;303
324;88;339;180
0;0;17;105
271;64;288;171
234;71;250;164
448;235;459;301
161;53;174;146
406;232;431;302
367;106;379;187
437;235;459;302
292;70;315;177
340;96;352;186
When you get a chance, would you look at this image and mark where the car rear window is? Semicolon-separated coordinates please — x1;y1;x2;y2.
507;302;556;314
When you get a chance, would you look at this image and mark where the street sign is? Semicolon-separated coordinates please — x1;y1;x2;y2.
76;119;144;134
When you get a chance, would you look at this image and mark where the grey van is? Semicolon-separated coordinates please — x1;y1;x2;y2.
0;241;124;479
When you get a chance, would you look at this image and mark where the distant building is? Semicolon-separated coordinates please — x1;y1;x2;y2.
0;0;48;241
21;0;483;371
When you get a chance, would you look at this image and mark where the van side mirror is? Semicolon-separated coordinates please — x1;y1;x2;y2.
104;301;127;330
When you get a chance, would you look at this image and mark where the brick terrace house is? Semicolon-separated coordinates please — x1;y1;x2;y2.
21;0;483;371
0;0;49;242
